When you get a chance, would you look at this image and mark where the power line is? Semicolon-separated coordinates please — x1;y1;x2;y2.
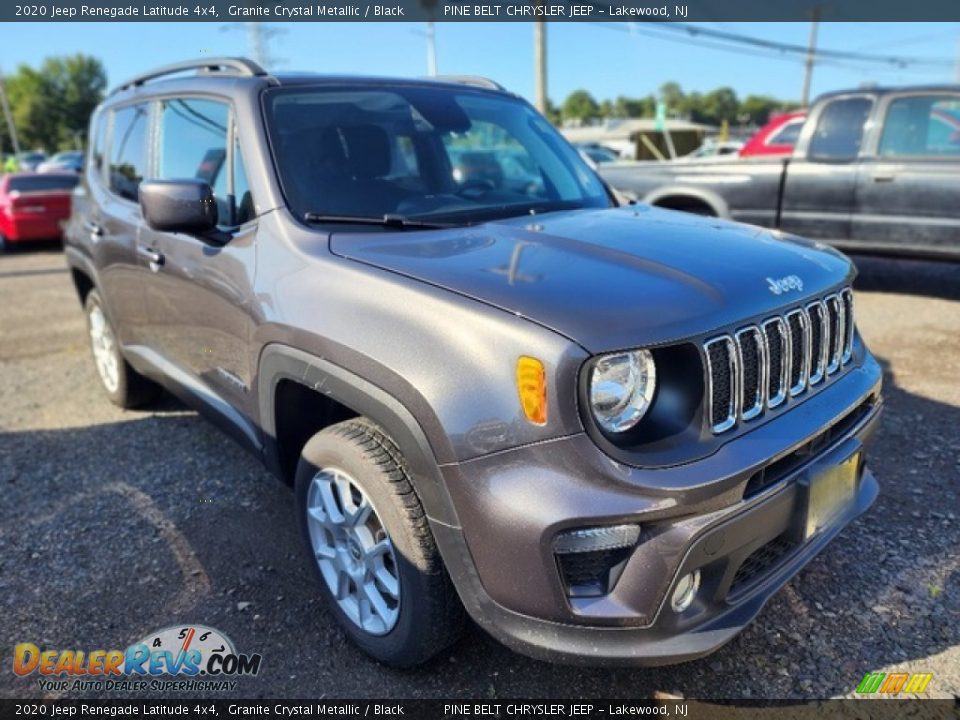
853;27;960;53
660;21;954;67
592;20;954;69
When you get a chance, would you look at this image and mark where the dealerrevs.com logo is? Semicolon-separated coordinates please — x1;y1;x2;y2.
13;625;262;693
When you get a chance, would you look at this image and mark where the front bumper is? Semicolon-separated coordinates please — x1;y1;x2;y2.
433;353;883;665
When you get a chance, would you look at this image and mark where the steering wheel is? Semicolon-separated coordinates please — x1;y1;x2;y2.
457;179;497;199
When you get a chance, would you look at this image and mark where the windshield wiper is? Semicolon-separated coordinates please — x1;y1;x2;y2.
303;212;454;230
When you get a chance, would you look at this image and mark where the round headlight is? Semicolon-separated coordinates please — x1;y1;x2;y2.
589;349;657;434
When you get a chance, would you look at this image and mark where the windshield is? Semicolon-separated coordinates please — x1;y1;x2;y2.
263;85;610;224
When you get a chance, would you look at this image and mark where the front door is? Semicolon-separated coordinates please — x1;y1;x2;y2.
779;95;874;243
138;97;261;443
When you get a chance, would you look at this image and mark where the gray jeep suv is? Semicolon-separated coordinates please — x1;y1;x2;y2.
65;58;883;667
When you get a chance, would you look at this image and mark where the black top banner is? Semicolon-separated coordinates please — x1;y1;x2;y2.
5;0;960;22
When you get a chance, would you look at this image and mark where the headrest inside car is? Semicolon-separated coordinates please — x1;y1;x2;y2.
319;125;391;179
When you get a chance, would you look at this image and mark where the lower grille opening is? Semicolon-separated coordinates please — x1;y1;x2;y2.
729;534;797;597
556;547;632;598
743;396;875;499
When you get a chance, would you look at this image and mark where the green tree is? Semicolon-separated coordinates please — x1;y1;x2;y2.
612;95;655;118
704;87;740;124
3;54;106;152
562;89;600;123
658;82;685;114
543;98;562;125
740;94;783;125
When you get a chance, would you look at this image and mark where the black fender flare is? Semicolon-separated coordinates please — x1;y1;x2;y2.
256;343;461;528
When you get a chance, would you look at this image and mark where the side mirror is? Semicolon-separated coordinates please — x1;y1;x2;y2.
139;179;218;236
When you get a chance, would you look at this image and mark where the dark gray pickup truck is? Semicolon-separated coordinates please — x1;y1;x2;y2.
601;85;960;260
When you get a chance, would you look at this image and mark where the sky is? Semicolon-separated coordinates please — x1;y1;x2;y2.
2;21;958;106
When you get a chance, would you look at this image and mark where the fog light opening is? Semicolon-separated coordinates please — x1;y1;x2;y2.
554;524;640;598
670;569;701;613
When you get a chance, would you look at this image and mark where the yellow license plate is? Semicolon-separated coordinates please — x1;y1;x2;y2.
804;452;859;540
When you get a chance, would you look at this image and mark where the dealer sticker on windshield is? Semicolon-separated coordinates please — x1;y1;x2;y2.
803;452;860;540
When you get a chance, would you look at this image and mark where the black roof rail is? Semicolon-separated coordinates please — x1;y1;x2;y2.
111;57;267;95
428;75;505;92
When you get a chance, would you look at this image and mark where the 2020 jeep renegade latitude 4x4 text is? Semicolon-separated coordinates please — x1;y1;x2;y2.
65;58;883;667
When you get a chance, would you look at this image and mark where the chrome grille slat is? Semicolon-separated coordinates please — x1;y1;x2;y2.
704;286;856;435
786;309;809;396
825;293;843;374
762;317;788;408
704;336;738;433
735;326;765;421
841;288;855;363
806;300;827;386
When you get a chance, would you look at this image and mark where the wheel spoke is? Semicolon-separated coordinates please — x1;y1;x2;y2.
367;539;391;558
374;564;399;599
335;569;351;600
316;478;346;525
362;580;393;623
358;594;372;625
347;500;372;528
313;541;336;560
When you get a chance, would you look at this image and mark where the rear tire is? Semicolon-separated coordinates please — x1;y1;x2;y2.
295;418;465;667
84;289;160;408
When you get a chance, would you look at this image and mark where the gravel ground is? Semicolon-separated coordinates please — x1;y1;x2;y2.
0;244;957;700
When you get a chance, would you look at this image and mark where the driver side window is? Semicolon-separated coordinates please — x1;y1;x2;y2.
157;98;255;227
809;97;873;162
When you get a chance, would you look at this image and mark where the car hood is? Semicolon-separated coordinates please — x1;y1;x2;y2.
329;205;854;352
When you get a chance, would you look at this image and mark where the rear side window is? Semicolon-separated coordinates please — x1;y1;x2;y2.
769;119;803;147
8;175;79;192
158;98;254;226
809;97;872;162
879;95;960;158
109;104;150;201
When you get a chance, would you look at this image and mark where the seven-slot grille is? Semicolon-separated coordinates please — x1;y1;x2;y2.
704;288;854;434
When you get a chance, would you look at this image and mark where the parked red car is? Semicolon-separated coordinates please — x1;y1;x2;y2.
739;111;807;157
0;172;79;250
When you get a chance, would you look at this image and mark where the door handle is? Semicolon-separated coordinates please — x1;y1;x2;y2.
872;174;895;183
138;246;165;270
84;220;104;242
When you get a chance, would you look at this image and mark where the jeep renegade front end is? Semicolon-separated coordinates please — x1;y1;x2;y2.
65;58;883;667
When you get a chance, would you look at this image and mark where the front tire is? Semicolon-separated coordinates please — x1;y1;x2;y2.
84;289;160;408
295;418;465;667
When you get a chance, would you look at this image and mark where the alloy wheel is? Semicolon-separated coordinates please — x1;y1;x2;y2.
88;303;120;394
306;467;401;635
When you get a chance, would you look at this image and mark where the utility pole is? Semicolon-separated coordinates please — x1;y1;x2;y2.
249;22;265;67
955;34;960;83
220;22;286;69
426;22;438;76
0;67;21;157
534;21;547;114
800;6;821;107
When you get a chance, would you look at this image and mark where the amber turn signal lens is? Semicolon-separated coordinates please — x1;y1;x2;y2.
516;356;547;425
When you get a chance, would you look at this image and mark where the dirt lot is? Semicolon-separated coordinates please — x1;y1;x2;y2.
0;245;957;700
